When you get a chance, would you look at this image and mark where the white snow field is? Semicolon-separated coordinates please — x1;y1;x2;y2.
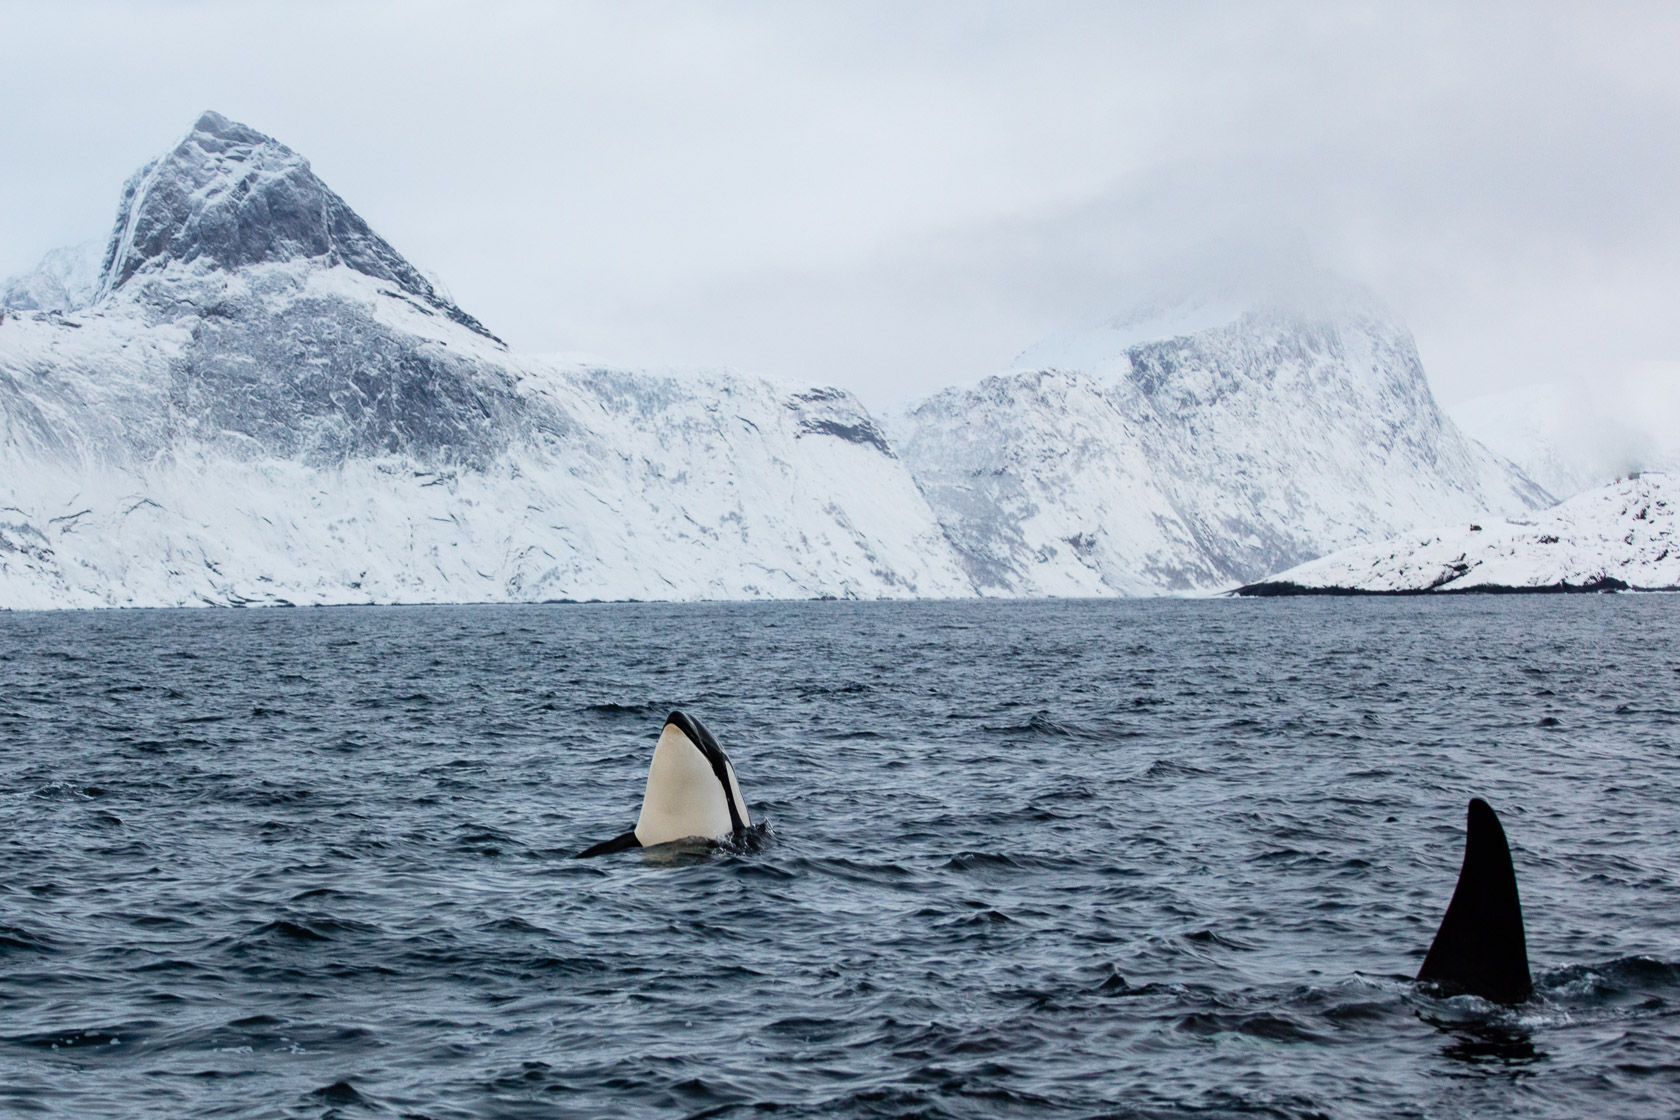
1239;473;1678;594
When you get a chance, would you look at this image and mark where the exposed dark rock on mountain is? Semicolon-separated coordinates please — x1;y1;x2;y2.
99;111;498;341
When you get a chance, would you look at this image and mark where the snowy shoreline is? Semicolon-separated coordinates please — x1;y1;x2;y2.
1234;473;1676;596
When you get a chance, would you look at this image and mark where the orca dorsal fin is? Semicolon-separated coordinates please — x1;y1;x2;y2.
1417;797;1533;1004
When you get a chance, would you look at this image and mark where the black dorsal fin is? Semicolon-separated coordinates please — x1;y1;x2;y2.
1417;798;1533;1004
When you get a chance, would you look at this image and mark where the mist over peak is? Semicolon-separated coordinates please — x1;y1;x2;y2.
1011;258;1395;382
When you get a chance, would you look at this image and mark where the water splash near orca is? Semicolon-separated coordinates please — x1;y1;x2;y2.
1417;798;1533;1004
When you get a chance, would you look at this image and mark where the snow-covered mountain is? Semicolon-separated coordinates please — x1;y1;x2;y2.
1238;473;1678;594
1;240;103;313
0;112;1582;609
889;290;1553;594
0;112;970;607
1451;383;1675;500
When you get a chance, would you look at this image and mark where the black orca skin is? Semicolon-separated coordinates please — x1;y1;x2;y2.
1417;798;1533;1004
575;829;641;859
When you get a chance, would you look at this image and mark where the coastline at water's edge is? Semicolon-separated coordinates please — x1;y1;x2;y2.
1230;576;1680;597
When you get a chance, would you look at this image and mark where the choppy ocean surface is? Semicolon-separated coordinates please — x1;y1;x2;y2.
1;598;1677;1119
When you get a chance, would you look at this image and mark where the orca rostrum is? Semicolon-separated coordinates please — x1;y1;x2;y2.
1417;797;1533;1004
576;711;751;857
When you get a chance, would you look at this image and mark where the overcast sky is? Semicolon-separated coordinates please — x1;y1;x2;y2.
2;1;1677;410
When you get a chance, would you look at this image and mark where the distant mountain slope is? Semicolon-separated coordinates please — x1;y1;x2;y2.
1451;384;1671;500
0;112;970;607
1;240;103;312
1238;473;1677;594
886;371;1226;595
891;291;1552;594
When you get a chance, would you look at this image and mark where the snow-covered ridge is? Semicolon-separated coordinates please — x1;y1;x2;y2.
1237;473;1678;594
0;274;972;605
0;112;971;607
0;110;1577;608
0;240;103;313
891;297;1552;595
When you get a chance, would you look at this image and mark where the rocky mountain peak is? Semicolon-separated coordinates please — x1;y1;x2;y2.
95;111;498;341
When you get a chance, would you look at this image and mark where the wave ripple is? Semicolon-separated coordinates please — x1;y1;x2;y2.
1;598;1677;1117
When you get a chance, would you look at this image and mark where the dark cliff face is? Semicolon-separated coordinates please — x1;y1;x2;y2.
787;387;895;456
98;111;500;342
168;274;527;467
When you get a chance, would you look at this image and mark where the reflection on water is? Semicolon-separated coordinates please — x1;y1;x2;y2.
1430;1019;1545;1070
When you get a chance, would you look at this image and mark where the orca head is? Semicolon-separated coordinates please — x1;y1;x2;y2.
1417;797;1533;1004
634;711;750;848
575;711;751;857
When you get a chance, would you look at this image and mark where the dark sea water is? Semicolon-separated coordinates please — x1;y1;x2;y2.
1;598;1677;1119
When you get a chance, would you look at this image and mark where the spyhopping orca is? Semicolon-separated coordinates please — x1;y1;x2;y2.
1417;797;1532;1004
576;711;751;857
